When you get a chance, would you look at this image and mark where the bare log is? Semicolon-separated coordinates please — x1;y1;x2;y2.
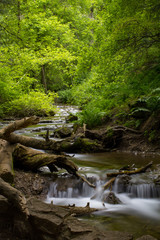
0;177;29;218
0;116;60;151
107;162;153;177
0;116;39;138
0;139;16;183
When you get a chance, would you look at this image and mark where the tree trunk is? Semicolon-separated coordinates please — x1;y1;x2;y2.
41;65;47;94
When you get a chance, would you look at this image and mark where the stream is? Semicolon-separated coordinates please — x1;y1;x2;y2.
1;105;160;239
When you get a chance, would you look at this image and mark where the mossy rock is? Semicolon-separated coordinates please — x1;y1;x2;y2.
103;191;122;204
66;113;78;123
59;137;103;153
54;126;73;138
72;137;102;153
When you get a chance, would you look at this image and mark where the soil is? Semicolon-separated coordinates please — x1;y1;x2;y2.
83;123;160;155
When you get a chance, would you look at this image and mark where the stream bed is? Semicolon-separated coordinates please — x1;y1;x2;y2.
1;105;160;239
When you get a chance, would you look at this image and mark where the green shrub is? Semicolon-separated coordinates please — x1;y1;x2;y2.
78;106;106;129
4;91;57;117
57;89;74;103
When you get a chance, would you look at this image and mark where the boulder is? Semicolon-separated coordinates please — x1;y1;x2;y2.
66;113;78;122
53;126;73;138
103;191;122;204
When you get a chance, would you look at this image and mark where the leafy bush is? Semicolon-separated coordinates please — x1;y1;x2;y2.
57;89;74;103
78;106;106;129
4;91;57;117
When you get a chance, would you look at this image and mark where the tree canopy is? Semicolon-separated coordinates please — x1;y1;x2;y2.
0;0;159;123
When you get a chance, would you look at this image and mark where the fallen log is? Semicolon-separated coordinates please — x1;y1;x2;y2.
0;177;29;218
0;116;63;152
0;139;15;183
13;144;96;188
13;143;78;173
107;162;153;177
0;116;40;138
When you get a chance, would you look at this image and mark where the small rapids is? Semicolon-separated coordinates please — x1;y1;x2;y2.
46;176;160;221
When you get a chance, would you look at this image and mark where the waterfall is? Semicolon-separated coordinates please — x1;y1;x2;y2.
126;183;160;198
113;177;160;198
47;179;102;199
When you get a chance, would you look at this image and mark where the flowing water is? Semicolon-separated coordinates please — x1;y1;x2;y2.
1;105;160;239
46;151;160;239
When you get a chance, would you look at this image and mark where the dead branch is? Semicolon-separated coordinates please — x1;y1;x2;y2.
103;177;116;190
107;162;153;177
75;172;96;188
60;202;98;216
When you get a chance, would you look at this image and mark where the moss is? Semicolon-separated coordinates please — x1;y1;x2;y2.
73;137;101;153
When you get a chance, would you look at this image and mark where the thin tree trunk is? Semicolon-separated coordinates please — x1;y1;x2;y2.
41;65;47;94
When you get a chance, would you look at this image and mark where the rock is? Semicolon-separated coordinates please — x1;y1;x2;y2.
103;191;122;204
154;175;160;185
136;235;158;240
54;126;73;138
66;113;78;122
115;175;132;193
0;196;134;240
14;170;51;199
58;136;104;153
102;127;124;148
85;130;102;141
71;137;103;153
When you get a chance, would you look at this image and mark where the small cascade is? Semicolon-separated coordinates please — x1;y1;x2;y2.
126;183;160;198
47;178;102;199
112;176;160;198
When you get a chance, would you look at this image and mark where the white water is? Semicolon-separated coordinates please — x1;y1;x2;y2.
46;178;160;221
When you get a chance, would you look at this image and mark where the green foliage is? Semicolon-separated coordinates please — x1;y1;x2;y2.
0;0;159;123
4;91;57;117
78;106;106;129
148;130;156;142
57;89;74;103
